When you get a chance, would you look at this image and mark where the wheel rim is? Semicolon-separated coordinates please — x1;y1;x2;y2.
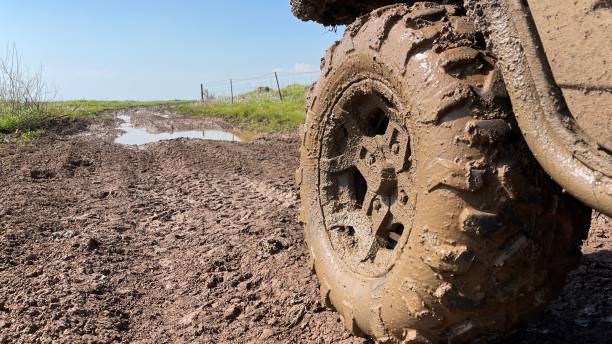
317;80;415;277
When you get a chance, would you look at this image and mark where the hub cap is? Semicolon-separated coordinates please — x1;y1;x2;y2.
318;84;415;276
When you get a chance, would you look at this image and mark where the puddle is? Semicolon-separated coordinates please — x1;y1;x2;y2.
114;115;242;145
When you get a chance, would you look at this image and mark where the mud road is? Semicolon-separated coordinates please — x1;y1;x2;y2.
0;108;609;344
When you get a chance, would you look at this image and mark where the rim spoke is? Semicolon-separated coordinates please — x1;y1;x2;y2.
354;137;397;195
382;122;412;172
325;211;368;229
320;150;356;173
361;190;377;214
354;137;383;182
369;195;391;232
354;234;378;263
325;211;372;261
326;210;378;263
326;191;393;263
354;194;391;262
320;116;364;173
342;114;362;137
382;120;398;146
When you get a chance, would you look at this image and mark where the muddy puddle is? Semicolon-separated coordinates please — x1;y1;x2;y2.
114;111;242;145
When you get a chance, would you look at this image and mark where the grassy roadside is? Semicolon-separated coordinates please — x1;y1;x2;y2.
1;84;309;142
48;100;189;119
0;100;188;142
172;84;307;133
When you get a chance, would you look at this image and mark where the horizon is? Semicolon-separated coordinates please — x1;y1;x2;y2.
1;1;344;101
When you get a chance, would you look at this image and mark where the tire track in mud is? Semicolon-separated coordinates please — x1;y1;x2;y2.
0;126;358;344
101;141;326;342
119;139;356;343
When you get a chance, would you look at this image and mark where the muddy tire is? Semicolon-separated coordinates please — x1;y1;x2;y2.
296;3;591;343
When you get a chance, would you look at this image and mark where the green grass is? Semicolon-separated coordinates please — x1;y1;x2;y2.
48;100;189;119
173;84;307;133
0;104;50;134
0;99;190;139
1;84;308;141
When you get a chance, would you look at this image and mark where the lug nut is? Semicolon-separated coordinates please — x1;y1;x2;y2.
399;190;408;205
373;199;381;211
367;154;376;165
391;143;400;154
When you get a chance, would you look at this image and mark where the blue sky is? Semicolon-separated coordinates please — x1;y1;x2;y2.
1;1;344;100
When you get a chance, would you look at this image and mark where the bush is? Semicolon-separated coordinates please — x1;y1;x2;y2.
0;44;53;134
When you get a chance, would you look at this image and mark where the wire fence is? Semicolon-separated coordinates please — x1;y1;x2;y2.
199;71;320;103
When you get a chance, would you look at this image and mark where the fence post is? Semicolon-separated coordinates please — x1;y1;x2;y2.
274;72;283;102
230;79;234;104
200;83;204;101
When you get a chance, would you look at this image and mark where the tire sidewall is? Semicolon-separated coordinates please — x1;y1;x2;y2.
300;52;473;338
302;55;397;336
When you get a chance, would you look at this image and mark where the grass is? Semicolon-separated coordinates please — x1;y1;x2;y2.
0;103;50;134
48;100;189;119
1;44;193;140
173;84;307;133
0;84;309;142
0;100;190;141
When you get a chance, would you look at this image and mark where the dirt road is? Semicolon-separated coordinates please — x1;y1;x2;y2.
0;109;609;343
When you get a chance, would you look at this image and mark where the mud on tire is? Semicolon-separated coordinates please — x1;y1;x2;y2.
296;3;591;343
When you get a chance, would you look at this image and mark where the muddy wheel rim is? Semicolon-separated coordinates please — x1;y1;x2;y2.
317;80;415;277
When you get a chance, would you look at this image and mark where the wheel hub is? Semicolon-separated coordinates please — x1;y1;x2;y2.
318;86;414;276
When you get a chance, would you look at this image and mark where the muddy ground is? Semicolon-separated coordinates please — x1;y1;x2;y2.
0;107;610;344
0;2;611;341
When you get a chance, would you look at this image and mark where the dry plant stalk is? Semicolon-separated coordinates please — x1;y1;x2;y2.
0;44;54;115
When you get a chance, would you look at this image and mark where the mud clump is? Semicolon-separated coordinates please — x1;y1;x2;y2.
85;238;101;251
223;305;242;320
591;0;612;10
30;169;55;180
259;238;288;255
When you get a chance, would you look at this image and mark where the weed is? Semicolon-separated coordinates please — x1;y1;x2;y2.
173;84;307;133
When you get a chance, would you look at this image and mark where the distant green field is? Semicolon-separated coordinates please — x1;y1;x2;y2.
1;84;309;142
173;84;307;133
0;100;189;141
48;100;189;119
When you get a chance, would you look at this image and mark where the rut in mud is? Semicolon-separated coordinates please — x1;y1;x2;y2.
0;108;610;343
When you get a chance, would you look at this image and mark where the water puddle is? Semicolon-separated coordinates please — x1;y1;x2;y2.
114;115;242;145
